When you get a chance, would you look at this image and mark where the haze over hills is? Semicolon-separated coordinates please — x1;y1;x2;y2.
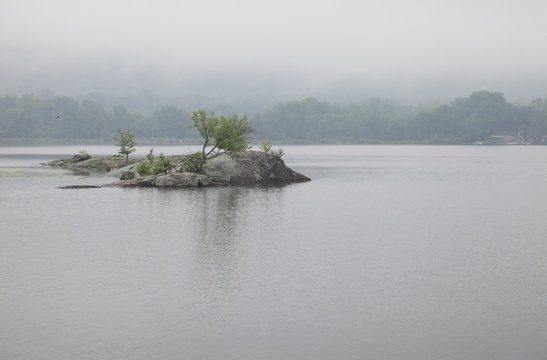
1;0;547;106
3;65;547;107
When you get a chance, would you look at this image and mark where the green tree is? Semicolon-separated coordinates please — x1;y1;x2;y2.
113;129;137;164
189;110;254;173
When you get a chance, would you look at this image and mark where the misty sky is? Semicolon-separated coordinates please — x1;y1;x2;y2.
1;0;546;102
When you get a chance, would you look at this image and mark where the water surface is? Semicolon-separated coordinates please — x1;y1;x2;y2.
1;145;547;360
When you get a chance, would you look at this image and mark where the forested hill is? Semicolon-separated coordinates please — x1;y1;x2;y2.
1;91;547;144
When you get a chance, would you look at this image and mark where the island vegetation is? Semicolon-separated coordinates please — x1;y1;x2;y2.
113;129;137;164
2;90;547;144
189;110;254;172
132;110;255;176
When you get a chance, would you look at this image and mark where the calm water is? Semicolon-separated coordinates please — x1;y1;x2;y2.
1;145;547;360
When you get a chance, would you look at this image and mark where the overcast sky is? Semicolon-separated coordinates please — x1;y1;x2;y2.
1;0;546;102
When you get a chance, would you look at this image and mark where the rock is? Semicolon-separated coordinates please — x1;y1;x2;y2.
205;151;310;185
154;173;211;187
71;153;91;162
73;156;135;171
120;170;135;180
105;175;156;187
44;155;138;173
58;185;101;189
108;162;141;178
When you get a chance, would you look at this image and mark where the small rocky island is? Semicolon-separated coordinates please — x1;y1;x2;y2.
47;113;310;188
45;150;310;188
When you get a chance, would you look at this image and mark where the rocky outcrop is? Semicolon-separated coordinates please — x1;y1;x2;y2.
205;151;310;184
71;153;91;162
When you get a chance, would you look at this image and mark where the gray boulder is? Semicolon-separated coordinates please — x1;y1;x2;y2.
154;173;211;187
71;153;91;162
205;150;310;185
109;162;141;178
120;171;135;180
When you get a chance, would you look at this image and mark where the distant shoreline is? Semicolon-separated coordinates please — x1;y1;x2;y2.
3;137;538;147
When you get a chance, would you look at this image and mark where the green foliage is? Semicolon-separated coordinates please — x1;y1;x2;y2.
179;152;202;173
136;160;154;176
136;149;173;176
259;137;273;153
215;113;254;153
259;136;284;159
189;110;254;173
146;147;155;162
153;153;173;175
113;129;137;163
270;148;285;159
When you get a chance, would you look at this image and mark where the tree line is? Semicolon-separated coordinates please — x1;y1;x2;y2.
2;91;547;144
0;94;189;140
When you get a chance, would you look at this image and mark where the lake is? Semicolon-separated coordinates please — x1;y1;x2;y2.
1;145;547;360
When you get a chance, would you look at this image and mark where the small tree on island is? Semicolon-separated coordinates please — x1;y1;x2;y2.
259;136;285;159
113;129;137;164
189;110;254;173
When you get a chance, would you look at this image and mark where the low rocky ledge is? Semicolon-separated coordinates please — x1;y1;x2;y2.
44;155;138;174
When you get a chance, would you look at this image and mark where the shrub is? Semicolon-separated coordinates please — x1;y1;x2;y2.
146;148;154;162
152;153;173;175
135;149;174;176
259;136;284;159
179;152;202;173
259;137;273;153
136;160;154;176
270;148;285;159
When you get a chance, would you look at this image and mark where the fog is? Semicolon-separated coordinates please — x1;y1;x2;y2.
1;0;547;103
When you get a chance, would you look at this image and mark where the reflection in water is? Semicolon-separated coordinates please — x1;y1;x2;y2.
190;186;288;302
